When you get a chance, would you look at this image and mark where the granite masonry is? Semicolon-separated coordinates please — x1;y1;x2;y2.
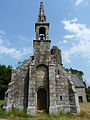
4;2;87;115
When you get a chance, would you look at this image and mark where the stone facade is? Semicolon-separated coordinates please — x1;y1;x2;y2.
76;88;87;103
4;2;86;115
69;73;87;103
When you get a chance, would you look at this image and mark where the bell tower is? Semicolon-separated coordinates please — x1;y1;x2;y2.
34;2;51;66
35;2;49;40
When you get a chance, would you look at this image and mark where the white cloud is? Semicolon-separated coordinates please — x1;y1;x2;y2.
0;30;6;35
64;35;75;39
70;17;78;23
0;45;31;59
62;18;86;33
0;32;32;59
75;0;85;6
62;18;90;63
62;40;68;44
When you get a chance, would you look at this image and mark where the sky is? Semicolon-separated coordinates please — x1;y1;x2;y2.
0;0;90;85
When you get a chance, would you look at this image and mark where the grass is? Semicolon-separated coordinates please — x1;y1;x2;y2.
80;102;90;114
0;108;30;119
0;101;90;120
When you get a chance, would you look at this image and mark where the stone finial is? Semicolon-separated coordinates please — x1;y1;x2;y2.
38;2;46;22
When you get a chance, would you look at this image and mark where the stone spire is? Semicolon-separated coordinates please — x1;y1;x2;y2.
38;2;46;22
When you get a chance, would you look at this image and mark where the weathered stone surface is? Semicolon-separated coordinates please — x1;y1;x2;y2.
4;2;87;115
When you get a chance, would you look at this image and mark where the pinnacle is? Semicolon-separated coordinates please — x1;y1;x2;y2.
38;2;46;22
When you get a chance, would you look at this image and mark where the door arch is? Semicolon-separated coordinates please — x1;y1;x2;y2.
37;88;47;111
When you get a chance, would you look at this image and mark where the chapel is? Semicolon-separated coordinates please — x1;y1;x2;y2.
4;2;87;114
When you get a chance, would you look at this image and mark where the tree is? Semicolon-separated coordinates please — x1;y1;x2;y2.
65;68;84;77
86;86;90;102
0;65;12;100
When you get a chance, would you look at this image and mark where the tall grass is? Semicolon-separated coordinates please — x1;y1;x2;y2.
0;108;30;119
0;102;90;120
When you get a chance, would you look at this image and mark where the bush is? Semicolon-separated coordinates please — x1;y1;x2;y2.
0;100;4;109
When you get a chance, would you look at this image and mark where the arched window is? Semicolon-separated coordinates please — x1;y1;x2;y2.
36;64;48;83
39;27;46;40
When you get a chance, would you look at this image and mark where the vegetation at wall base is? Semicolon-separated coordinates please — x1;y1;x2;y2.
0;107;30;119
0;102;90;120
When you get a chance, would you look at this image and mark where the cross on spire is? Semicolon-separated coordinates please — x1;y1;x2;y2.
38;2;46;22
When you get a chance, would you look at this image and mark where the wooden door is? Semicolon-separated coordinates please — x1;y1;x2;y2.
37;88;47;110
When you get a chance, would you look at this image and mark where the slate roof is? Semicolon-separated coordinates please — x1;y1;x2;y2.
71;74;85;88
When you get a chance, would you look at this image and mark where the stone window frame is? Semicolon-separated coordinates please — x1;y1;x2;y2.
60;96;62;101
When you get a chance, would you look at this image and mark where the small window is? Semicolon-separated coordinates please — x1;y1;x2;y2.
58;70;60;75
60;96;62;101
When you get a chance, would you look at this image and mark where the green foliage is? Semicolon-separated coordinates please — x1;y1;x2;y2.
0;65;12;100
34;112;75;119
83;80;90;102
65;68;84;77
0;100;4;109
86;86;90;102
0;107;90;120
0;109;75;120
0;107;30;119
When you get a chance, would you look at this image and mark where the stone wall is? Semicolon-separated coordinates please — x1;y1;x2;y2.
55;65;70;113
34;40;51;66
75;87;87;103
36;65;49;89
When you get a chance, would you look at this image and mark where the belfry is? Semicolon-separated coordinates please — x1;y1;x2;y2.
4;2;87;114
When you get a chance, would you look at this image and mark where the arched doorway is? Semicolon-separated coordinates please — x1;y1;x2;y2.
37;88;47;111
